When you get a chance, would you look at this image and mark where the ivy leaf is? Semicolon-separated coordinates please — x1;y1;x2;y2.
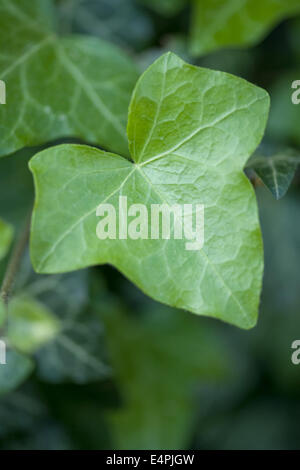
0;0;138;158
0;218;13;261
36;311;110;384
247;148;300;199
30;52;269;329
190;0;300;56
7;296;61;354
58;0;154;50
0;349;34;397
32;272;110;384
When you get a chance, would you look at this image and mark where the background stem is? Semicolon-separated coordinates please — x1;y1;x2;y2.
0;214;31;306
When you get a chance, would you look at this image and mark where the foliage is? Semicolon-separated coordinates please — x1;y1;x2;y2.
0;0;138;157
247;147;300;199
0;0;300;451
29;52;269;328
190;0;300;56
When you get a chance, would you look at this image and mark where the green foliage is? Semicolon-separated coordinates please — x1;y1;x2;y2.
58;0;154;50
103;305;232;449
7;296;61;354
135;0;300;56
1;0;300;452
29;52;269;329
0;0;138;158
190;0;300;56
247;148;300;199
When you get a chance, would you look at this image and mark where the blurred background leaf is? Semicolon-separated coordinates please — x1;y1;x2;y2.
246;146;300;199
58;0;154;50
7;296;61;355
190;0;300;56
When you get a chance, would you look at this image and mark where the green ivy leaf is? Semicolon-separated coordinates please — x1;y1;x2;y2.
190;0;300;56
0;0;138;158
0;349;34;397
0;218;13;261
30;52;269;329
31;271;110;384
7;296;61;354
36;314;110;384
247;148;300;199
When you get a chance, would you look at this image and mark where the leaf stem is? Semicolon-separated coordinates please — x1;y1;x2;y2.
0;214;31;306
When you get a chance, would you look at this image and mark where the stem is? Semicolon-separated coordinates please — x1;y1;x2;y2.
0;214;31;307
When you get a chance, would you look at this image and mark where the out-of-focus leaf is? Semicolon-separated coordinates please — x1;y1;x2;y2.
4;265;108;385
0;218;13;261
29;52;269;329
190;0;300;56
103;305;233;450
33;271;109;384
247;148;300;199
0;0;138;158
138;0;185;16
7;296;61;354
27;270;90;318
58;0;154;50
36;313;110;384
0;349;34;396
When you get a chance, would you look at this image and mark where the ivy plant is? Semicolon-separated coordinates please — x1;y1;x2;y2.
247;147;300;199
190;0;300;56
137;0;300;56
1;0;300;451
29;52;269;329
0;0;138;157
